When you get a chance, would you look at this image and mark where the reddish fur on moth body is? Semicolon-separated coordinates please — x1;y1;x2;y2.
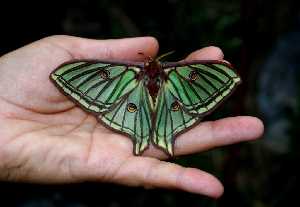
138;59;166;102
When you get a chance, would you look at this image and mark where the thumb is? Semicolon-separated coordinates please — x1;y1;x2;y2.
43;35;159;61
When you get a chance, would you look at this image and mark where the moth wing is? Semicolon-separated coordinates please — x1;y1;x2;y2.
50;61;141;114
153;61;241;155
164;61;241;115
153;84;200;156
99;81;153;155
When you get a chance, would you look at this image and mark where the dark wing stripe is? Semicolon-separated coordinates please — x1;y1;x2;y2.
101;121;135;134
90;72;136;106
105;76;136;103
67;67;107;83
155;104;161;143
168;72;204;113
139;86;145;151
193;81;234;110
141;85;151;133
190;82;210;100
155;91;163;144
57;79;101;106
141;97;151;134
74;64;116;89
75;70;102;89
175;71;206;103
168;95;174;144
178;71;213;97
205;64;232;79
189;65;225;84
88;78;116;104
163;91;168;147
180;78;207;107
133;103;138;142
105;71;126;103
194;70;218;91
121;99;128;130
140;87;144;136
174;70;199;111
60;62;94;76
167;78;186;103
198;69;225;84
167;87;187;128
80;78;111;98
109;98;124;125
174;70;193;105
102;83;139;113
57;74;135;109
179;106;187;128
81;75;134;110
193;79;233;109
82;68;129;98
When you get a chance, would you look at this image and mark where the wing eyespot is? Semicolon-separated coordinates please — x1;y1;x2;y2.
99;69;110;79
127;103;138;113
189;70;198;81
170;101;180;111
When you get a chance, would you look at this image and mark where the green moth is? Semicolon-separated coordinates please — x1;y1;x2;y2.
50;53;241;156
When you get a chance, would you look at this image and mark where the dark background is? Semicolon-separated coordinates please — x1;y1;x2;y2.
1;0;300;206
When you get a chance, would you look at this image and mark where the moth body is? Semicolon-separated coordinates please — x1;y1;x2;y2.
143;59;165;104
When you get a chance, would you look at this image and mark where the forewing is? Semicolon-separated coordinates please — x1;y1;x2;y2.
99;81;153;155
164;61;241;115
153;84;200;156
50;61;140;113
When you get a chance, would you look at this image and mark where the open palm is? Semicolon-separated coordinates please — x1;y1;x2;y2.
0;35;263;198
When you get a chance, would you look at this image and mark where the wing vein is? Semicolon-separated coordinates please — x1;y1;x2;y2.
175;70;206;103
139;86;144;152
167;76;186;104
205;64;233;79
163;90;168;149
104;72;126;103
59;62;94;76
121;99;128;130
174;70;198;111
67;66;109;83
81;68;130;99
109;98;124;125
189;65;225;84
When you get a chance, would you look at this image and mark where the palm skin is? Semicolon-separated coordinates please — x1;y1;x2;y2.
0;35;263;198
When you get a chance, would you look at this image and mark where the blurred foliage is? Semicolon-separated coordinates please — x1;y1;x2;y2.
59;0;242;59
1;0;300;207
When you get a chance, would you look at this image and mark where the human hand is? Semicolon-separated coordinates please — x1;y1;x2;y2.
0;35;263;198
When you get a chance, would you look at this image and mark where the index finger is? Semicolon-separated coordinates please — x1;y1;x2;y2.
185;46;224;61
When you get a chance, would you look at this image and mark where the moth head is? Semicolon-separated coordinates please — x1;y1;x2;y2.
138;52;154;66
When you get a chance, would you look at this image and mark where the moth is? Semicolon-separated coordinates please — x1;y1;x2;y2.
50;52;241;156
